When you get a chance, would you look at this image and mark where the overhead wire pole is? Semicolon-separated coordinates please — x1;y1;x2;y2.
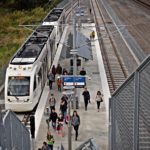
72;1;77;76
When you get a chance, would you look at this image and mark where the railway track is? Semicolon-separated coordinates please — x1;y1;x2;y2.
65;0;78;22
90;0;128;94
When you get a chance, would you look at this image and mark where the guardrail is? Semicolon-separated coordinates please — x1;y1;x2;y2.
75;138;98;150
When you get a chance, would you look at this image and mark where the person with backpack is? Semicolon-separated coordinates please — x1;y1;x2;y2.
72;110;80;141
49;108;58;130
47;130;55;150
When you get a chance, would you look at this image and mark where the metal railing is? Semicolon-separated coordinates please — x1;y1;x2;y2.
0;110;31;150
109;55;150;149
75;138;98;150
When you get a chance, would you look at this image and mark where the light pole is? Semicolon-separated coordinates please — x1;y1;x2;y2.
70;0;78;111
63;86;75;150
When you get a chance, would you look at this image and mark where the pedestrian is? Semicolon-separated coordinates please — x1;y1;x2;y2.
49;94;56;113
61;93;68;102
62;68;68;75
56;113;64;137
57;77;62;92
49;108;58;130
80;68;86;76
60;98;67;118
95;91;104;112
30;115;35;139
47;130;55;150
41;141;49;150
72;110;80;141
48;72;54;90
82;87;91;111
90;31;95;39
56;64;62;75
52;65;56;80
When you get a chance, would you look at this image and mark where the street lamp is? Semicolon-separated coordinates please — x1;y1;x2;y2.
63;86;75;150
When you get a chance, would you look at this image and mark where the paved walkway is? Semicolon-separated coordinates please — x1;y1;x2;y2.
35;23;109;150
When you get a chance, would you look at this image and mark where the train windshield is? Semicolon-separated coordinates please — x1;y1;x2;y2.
8;76;30;96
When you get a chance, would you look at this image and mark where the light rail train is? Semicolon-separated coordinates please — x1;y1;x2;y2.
5;8;65;112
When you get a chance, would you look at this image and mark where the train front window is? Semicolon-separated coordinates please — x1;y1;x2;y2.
8;76;30;96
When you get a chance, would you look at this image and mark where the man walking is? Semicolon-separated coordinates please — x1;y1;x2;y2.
82;87;90;111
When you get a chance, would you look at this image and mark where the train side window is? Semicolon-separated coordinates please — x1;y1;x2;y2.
34;76;36;90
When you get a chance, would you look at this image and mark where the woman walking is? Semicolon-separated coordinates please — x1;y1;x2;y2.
72;110;80;141
95;91;103;112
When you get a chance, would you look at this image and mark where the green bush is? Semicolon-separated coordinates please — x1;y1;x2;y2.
0;0;62;66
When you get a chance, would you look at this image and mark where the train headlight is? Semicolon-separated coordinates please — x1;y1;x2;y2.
24;99;29;102
8;99;12;102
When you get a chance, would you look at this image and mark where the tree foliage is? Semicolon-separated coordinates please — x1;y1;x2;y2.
0;0;53;10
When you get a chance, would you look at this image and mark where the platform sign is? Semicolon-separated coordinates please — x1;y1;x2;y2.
62;76;86;88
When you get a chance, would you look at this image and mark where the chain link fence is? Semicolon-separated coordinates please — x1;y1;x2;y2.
109;55;150;149
0;110;31;150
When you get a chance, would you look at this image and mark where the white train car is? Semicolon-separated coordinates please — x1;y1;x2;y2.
5;25;55;112
42;8;65;52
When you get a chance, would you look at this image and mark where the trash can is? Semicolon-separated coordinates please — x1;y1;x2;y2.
71;96;79;109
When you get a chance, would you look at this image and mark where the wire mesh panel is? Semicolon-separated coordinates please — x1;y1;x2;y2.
1;110;31;150
138;61;150;149
111;77;135;150
110;56;150;149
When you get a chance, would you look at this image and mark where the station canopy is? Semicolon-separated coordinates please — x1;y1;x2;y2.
76;31;92;60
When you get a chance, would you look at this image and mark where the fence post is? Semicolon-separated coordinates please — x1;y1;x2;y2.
111;97;116;150
133;71;139;150
109;98;112;150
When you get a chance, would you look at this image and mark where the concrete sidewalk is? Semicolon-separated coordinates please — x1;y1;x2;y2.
35;23;109;150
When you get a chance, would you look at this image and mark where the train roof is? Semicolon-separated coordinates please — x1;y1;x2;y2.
11;25;54;65
43;8;64;22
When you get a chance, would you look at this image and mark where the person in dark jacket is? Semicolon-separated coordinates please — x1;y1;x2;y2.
82;87;90;111
49;109;58;129
48;72;54;90
56;64;62;75
52;65;56;80
30;115;35;139
60;98;67;118
72;110;80;141
80;68;86;76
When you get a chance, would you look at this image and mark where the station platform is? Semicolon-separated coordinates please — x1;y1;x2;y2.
34;22;110;149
